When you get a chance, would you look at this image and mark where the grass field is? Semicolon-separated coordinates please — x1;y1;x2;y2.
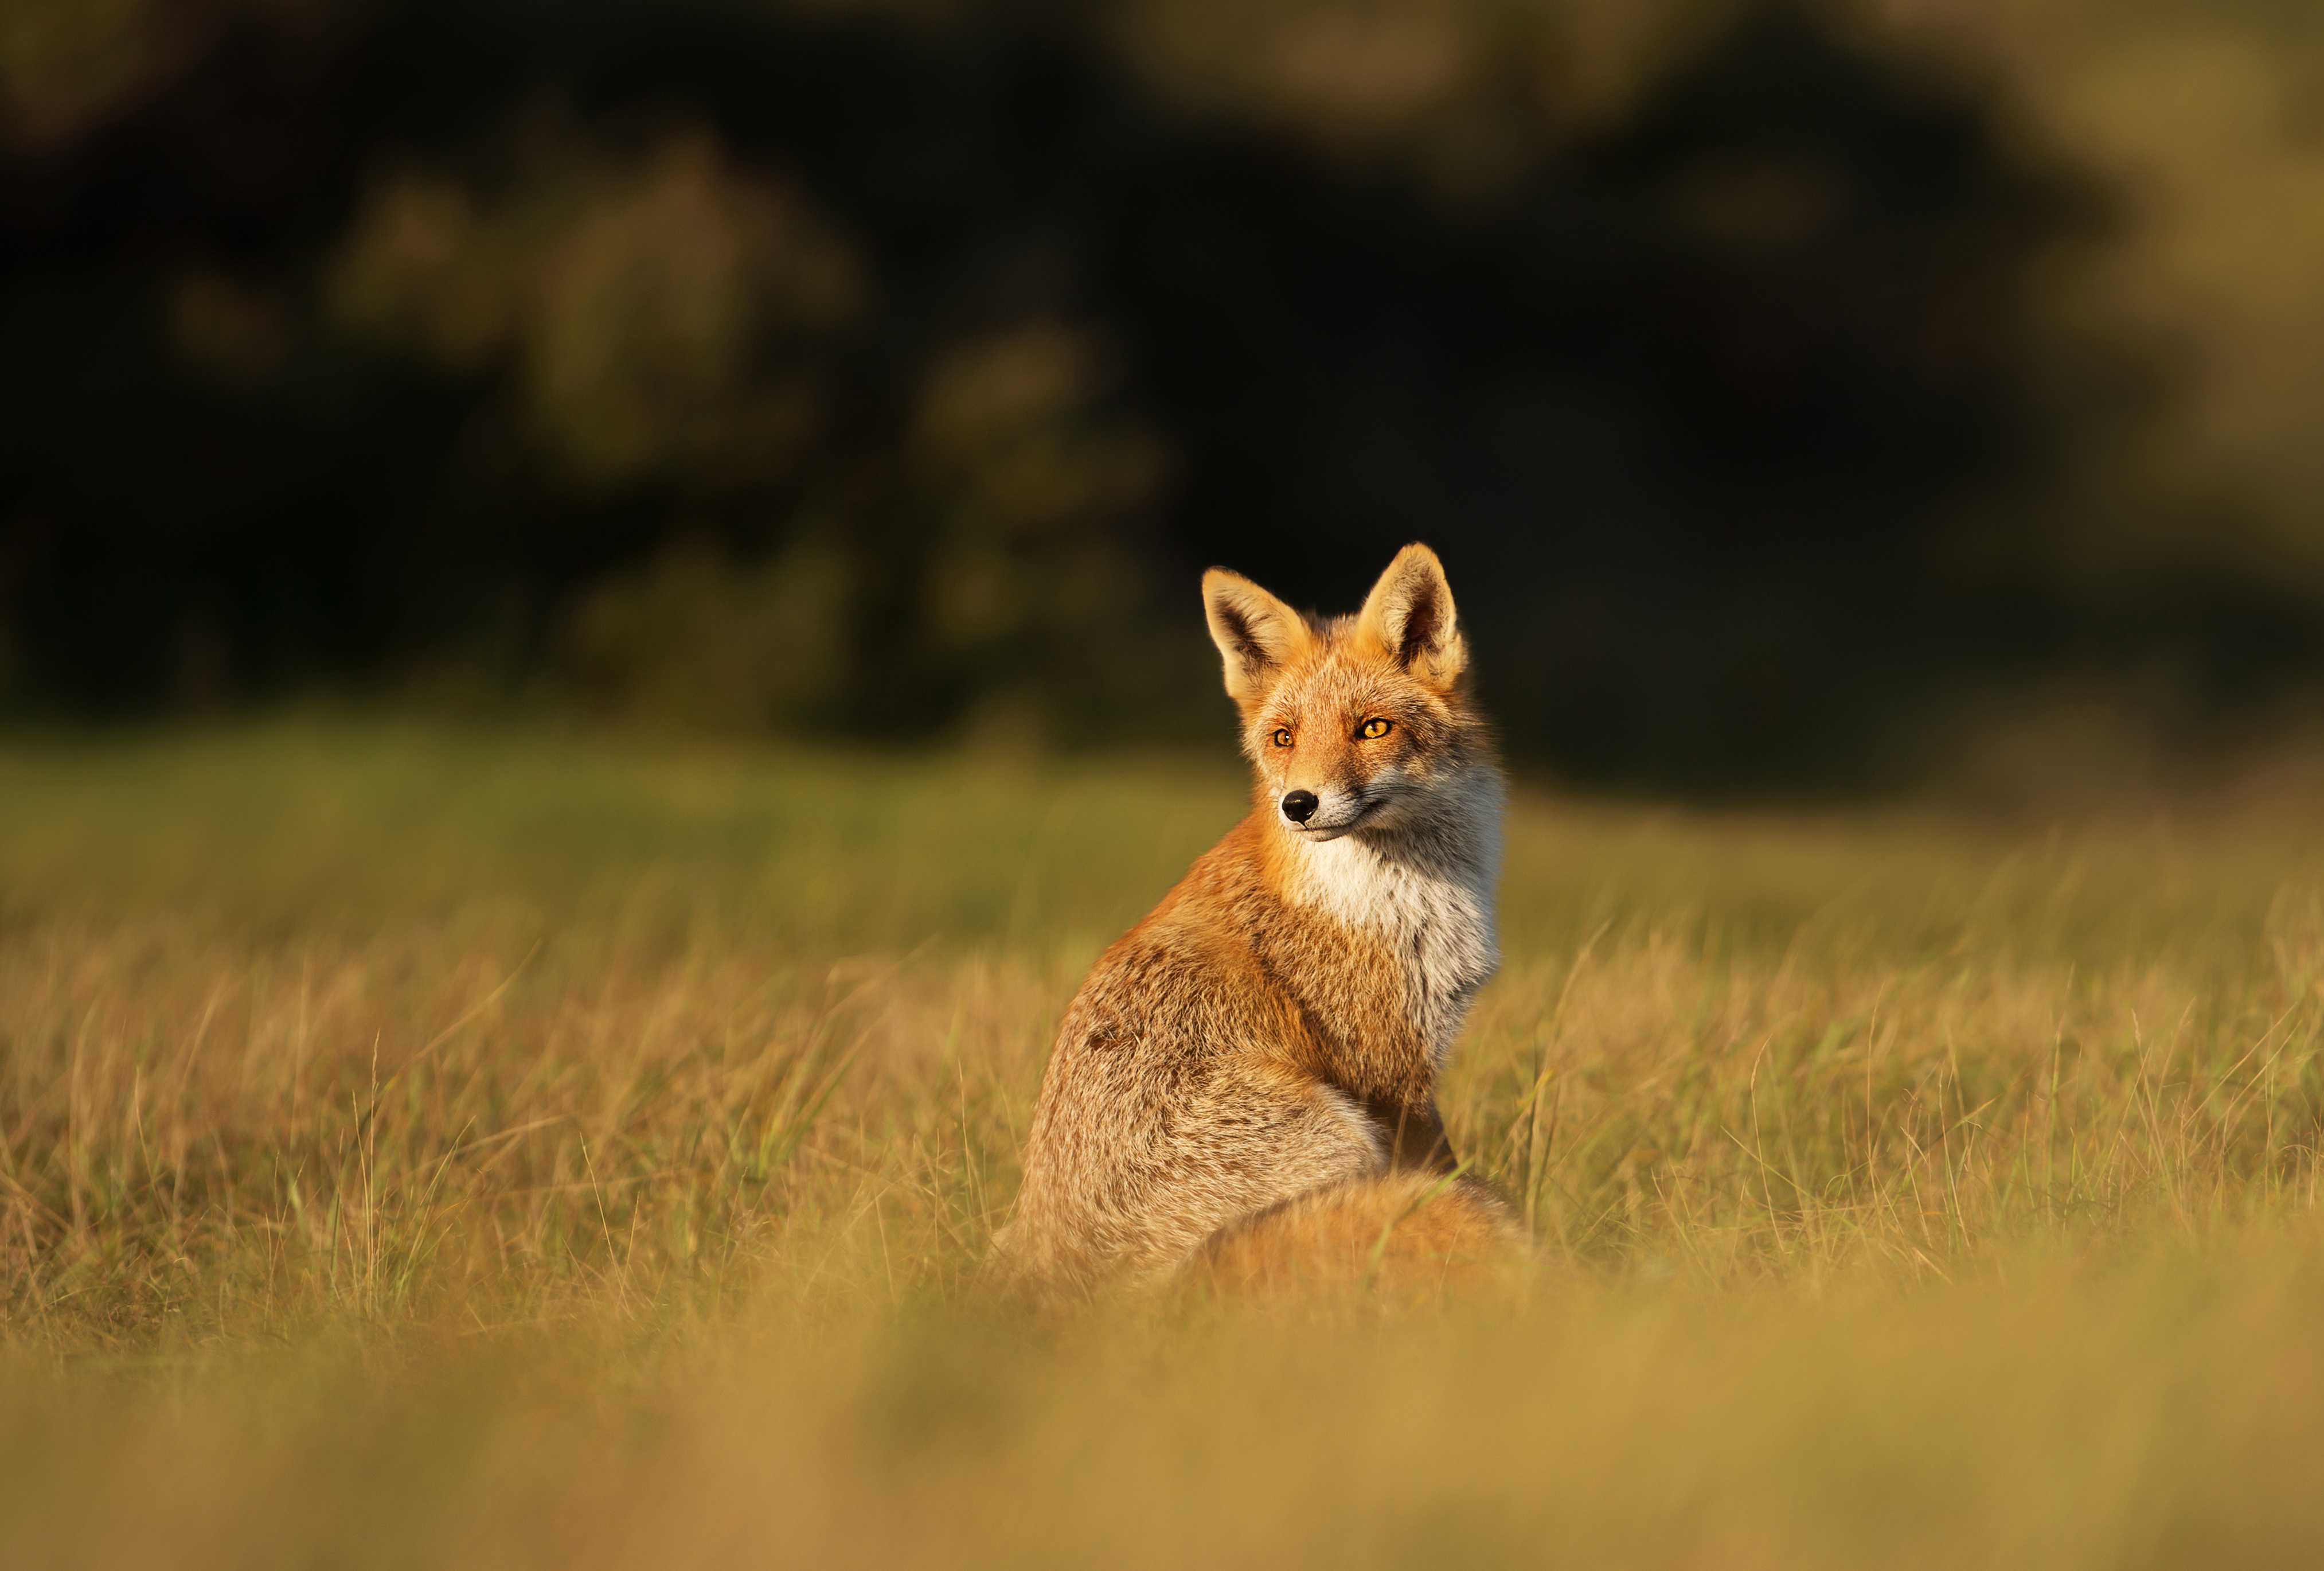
4;721;2323;1568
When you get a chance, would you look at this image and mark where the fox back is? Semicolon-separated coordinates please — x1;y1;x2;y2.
992;544;1515;1289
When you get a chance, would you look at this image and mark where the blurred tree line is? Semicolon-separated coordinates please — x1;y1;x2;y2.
3;0;2321;788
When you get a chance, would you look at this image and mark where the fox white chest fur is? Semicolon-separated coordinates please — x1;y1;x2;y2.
1284;766;1503;1065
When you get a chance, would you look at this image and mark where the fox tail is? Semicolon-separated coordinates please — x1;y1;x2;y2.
1185;1170;1530;1305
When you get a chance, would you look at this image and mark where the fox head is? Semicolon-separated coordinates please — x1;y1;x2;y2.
1203;544;1491;842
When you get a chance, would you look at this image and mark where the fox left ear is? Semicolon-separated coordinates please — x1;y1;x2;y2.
1358;543;1467;689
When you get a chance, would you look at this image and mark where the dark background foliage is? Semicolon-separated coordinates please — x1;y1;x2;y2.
4;0;2319;788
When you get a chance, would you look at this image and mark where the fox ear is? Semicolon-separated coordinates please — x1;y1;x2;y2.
1203;568;1312;705
1358;543;1467;689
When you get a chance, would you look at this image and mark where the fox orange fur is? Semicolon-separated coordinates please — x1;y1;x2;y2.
992;544;1522;1291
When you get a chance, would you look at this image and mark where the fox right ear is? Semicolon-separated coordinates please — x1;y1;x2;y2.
1202;569;1312;706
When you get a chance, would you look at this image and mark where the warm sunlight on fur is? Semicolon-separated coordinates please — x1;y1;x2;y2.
1185;1170;1532;1309
993;547;1520;1292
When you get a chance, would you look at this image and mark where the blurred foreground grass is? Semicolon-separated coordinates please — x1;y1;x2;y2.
4;722;2323;1568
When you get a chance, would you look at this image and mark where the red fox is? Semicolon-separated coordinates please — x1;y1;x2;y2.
992;544;1522;1293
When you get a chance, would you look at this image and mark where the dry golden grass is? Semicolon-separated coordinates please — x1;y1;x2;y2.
3;721;2323;1566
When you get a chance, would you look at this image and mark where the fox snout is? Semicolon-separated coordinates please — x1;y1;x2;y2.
1275;777;1389;836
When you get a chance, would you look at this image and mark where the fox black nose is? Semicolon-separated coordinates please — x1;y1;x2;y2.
1280;790;1319;824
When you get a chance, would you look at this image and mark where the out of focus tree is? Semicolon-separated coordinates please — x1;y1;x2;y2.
331;127;858;489
1874;0;2324;587
2;0;2320;786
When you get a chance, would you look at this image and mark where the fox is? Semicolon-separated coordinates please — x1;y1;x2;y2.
991;543;1522;1293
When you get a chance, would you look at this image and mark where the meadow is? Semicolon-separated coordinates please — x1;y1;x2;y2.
3;721;2322;1568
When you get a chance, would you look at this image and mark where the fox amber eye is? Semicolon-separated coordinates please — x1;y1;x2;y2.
1358;717;1393;740
1270;727;1294;748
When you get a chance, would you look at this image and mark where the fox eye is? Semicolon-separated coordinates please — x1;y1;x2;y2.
1270;727;1294;747
1358;717;1393;740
